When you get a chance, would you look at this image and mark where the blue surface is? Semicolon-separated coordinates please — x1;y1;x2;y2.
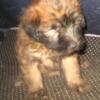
0;0;32;23
81;0;100;33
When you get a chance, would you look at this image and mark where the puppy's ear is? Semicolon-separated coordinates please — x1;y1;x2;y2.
20;7;40;36
20;7;49;43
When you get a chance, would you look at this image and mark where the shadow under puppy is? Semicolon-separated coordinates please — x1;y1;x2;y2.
16;0;89;98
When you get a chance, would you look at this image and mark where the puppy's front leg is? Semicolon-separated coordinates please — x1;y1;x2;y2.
62;54;88;93
20;62;44;97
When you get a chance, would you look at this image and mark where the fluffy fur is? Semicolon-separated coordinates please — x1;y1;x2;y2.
16;0;89;98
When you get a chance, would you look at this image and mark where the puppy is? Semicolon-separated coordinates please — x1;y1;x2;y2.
16;0;88;98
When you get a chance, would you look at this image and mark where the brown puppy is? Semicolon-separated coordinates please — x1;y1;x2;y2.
16;0;88;98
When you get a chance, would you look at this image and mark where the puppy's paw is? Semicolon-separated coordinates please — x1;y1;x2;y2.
28;89;48;100
68;79;90;93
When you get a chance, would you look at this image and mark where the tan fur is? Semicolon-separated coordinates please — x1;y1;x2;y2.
62;54;89;92
16;0;89;98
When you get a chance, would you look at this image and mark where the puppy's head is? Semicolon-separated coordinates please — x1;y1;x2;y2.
22;0;86;55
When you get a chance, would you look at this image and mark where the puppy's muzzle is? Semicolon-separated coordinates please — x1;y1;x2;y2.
48;35;86;55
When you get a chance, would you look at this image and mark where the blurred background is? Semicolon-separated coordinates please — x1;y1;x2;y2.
0;0;100;34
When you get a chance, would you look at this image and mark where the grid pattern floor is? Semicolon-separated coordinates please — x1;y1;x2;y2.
0;30;100;100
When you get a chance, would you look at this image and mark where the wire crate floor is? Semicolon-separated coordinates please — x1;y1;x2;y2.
0;30;100;100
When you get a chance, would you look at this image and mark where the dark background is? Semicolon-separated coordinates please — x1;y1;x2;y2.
81;0;100;34
0;0;100;34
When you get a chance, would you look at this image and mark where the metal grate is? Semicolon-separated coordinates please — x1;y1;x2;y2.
0;30;100;100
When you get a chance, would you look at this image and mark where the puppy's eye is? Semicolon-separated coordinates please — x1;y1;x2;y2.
51;23;61;31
